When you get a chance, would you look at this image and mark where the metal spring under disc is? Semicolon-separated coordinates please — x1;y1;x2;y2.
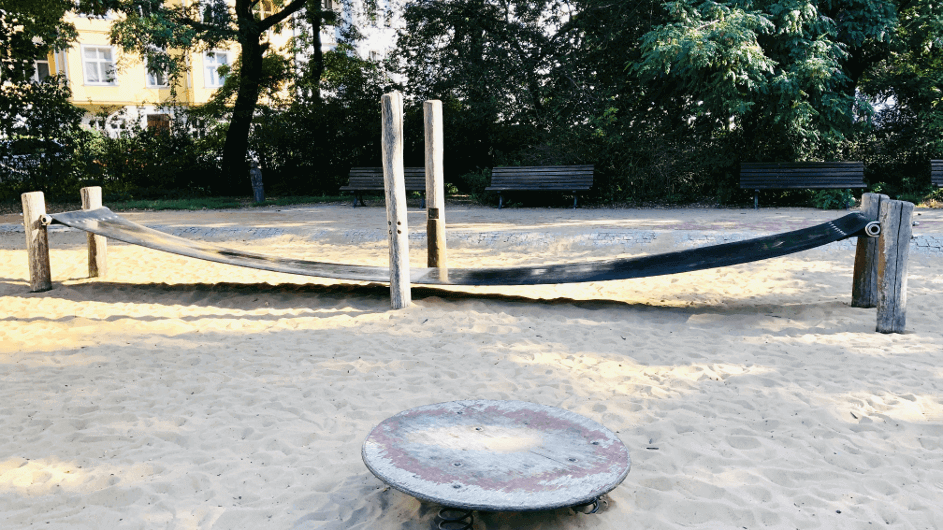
437;507;473;530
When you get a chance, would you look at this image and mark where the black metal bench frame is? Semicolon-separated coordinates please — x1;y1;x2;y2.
932;160;942;188
740;162;867;209
339;167;426;208
485;165;594;209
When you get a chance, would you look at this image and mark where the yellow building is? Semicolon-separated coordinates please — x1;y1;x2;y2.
48;2;298;136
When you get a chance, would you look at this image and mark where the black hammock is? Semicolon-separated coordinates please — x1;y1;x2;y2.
47;208;873;286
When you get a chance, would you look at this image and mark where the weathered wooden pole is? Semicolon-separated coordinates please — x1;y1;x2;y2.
875;199;914;333
851;192;887;307
382;91;411;309
81;186;107;278
21;192;52;292
424;100;447;270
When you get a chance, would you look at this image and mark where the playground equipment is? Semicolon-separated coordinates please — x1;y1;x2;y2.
20;93;913;333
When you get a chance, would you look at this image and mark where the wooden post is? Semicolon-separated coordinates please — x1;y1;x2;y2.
851;192;887;307
382;92;411;309
21;192;52;292
81;186;107;278
876;199;914;333
424;100;447;270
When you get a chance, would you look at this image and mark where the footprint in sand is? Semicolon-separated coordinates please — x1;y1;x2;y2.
726;436;762;450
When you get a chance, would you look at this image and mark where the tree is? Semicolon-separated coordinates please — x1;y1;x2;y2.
633;0;900;160
396;0;567;172
855;0;943;191
107;0;308;192
0;0;90;198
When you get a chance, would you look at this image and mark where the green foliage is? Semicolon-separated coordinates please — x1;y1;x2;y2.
3;0;936;208
106;0;310;188
456;168;494;203
395;0;565;176
632;0;891;161
811;189;856;209
394;0;942;206
75;111;221;199
0;1;90;201
0;78;90;202
244;46;397;196
0;0;78;85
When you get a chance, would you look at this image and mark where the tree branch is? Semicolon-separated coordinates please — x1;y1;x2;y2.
259;0;308;32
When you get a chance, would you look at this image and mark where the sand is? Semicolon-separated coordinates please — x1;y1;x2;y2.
1;203;941;529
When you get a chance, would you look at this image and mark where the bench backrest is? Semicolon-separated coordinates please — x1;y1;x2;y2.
346;167;426;190
932;160;943;187
488;165;594;190
740;162;866;190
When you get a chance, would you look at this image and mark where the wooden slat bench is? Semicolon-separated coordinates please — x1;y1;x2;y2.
339;167;426;207
740;162;866;209
485;165;594;209
932;160;942;187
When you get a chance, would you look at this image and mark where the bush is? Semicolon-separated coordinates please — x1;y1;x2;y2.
811;189;856;210
457;168;495;204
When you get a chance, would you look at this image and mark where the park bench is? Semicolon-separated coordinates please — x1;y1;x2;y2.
740;161;866;209
932;160;942;187
340;167;426;207
485;165;594;209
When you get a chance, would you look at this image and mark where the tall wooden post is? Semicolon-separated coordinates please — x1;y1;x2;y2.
81;186;107;278
424;100;447;270
21;192;52;292
382;92;411;309
851;192;887;307
876;199;914;333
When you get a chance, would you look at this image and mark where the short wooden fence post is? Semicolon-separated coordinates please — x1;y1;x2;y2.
81;186;107;278
876;199;914;333
382;91;411;309
424;100;447;270
21;192;52;292
851;192;887;307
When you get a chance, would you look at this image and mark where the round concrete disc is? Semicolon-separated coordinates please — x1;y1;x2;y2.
362;400;630;512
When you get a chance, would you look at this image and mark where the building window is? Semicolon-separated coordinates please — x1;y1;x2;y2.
82;46;117;85
147;114;171;133
146;62;169;87
203;50;228;88
88;118;106;132
32;59;51;82
200;0;228;24
255;0;276;18
321;0;333;10
190;118;207;139
368;50;381;62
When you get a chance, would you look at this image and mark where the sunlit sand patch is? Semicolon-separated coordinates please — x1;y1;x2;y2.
509;349;775;390
839;392;943;423
1;206;941;529
0;457;157;495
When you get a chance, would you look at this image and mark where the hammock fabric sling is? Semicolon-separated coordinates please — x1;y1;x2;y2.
48;207;872;286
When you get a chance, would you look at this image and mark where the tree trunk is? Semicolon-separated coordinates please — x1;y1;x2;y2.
305;0;325;101
220;33;265;194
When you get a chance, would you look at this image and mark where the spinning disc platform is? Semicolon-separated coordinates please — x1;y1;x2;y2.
361;400;631;512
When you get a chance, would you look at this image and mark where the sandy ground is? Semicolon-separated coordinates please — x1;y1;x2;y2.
1;203;941;529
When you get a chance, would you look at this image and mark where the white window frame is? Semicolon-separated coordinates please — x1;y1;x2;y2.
32;58;51;83
145;60;170;88
81;45;117;86
203;50;229;88
255;0;276;19
199;0;228;24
